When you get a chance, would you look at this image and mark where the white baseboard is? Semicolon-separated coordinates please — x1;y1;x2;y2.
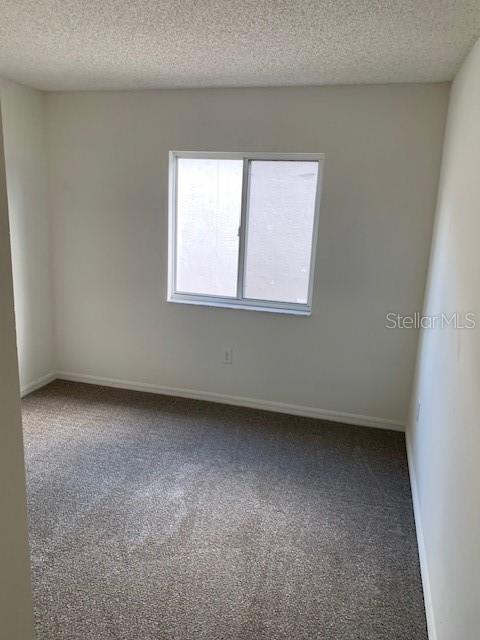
55;370;404;432
20;372;56;397
406;431;437;640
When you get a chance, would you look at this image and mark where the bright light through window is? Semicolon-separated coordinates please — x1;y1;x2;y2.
244;160;319;304
176;158;243;297
169;152;324;315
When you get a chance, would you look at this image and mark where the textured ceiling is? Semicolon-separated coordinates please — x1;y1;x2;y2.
0;1;479;91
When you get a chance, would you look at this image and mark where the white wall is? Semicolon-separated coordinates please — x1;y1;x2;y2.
0;103;35;640
46;84;449;428
0;79;55;394
407;39;480;640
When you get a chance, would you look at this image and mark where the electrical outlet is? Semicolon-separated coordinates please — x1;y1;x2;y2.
223;348;233;365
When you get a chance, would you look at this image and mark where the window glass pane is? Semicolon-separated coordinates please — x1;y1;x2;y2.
244;161;318;304
176;158;243;297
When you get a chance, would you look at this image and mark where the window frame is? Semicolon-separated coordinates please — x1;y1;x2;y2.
168;151;325;316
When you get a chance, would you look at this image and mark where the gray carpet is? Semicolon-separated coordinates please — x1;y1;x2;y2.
22;380;427;640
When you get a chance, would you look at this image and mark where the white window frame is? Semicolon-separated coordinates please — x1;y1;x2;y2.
168;151;325;316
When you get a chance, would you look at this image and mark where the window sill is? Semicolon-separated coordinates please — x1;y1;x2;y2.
167;295;311;317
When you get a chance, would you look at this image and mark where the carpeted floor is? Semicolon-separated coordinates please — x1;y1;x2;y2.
22;380;427;640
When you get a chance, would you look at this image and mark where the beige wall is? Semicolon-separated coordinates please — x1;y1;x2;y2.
0;104;34;639
407;39;480;640
47;83;449;427
0;79;55;394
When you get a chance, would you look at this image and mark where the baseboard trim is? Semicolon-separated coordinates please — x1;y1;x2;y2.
406;431;437;640
20;372;57;397
55;371;404;432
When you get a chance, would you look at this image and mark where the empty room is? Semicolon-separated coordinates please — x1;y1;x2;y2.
0;2;479;639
